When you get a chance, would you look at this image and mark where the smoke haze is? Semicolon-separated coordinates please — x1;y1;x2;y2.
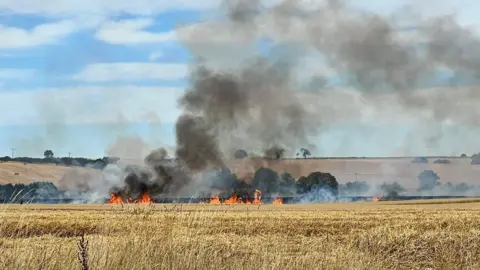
16;0;480;201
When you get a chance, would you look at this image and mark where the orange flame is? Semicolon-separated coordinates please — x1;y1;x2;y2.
208;191;265;205
372;196;381;202
224;194;243;204
107;192;153;204
135;193;153;204
107;193;123;204
245;194;252;205
272;192;283;204
210;195;221;204
252;189;262;205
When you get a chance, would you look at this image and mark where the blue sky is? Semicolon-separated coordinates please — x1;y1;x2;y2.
1;0;480;158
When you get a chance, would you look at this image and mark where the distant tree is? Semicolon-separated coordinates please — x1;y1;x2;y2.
208;167;238;190
264;146;285;160
471;153;480;164
412;157;428;164
252;167;279;194
433;159;451;164
278;172;296;196
234;149;248;159
341;181;370;195
297;172;338;195
43;150;54;159
300;148;311;159
418;170;440;191
379;182;405;198
461;153;467;158
451;182;471;193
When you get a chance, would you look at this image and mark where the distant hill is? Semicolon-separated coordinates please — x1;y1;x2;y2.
0;156;477;191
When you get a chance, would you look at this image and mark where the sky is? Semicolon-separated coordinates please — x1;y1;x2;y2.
1;0;480;158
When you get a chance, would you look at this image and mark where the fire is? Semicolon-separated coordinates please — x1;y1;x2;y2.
224;194;243;205
208;190;266;205
245;194;252;204
272;193;283;204
107;193;123;204
372;196;381;202
135;193;153;204
107;192;153;205
252;189;262;205
210;195;221;204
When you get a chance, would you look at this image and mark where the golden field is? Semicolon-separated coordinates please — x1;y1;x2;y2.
1;200;480;269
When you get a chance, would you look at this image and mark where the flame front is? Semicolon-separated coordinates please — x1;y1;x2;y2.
107;193;123;204
252;189;262;205
210;195;221;204
135;193;153;204
208;190;266;205
107;192;153;205
272;193;283;204
372;196;381;202
224;194;243;205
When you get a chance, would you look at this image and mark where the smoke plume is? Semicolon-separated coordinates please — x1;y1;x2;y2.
174;0;480;160
56;0;480;200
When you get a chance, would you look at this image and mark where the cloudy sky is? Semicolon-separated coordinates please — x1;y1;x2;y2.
0;0;479;158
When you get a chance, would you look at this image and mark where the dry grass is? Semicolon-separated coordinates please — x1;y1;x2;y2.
1;201;480;269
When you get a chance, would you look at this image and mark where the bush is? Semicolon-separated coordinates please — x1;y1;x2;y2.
297;172;338;196
433;159;451;164
471;153;480;164
340;181;370;195
278;172;296;196
0;181;59;201
379;182;405;198
418;170;440;191
252;167;279;194
412;157;428;164
233;149;248;159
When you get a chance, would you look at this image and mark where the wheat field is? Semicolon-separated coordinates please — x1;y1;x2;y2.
1;200;480;270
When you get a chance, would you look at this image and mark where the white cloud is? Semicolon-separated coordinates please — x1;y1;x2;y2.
0;86;184;125
0;0;221;16
149;51;163;61
0;20;78;48
0;68;36;80
95;18;177;45
72;62;188;82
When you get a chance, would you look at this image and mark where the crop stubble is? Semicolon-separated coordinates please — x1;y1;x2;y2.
1;200;480;269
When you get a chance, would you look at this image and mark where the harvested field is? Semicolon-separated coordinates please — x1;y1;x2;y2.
2;157;479;190
0;162;100;186
1;200;480;269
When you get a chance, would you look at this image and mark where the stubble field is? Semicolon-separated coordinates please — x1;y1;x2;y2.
1;200;480;270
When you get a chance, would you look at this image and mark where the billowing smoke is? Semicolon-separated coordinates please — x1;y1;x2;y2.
175;114;225;171
55;0;480;200
174;0;480;156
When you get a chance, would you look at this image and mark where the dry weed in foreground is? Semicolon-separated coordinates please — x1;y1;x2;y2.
0;202;480;269
76;232;89;270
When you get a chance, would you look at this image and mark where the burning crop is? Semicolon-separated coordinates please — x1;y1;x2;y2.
107;192;153;205
199;189;270;205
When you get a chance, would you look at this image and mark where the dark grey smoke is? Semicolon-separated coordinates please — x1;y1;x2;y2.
174;0;480;159
175;114;225;171
264;145;285;159
107;147;194;199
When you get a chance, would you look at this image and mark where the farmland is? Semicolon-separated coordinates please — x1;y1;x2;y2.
1;156;479;190
1;200;480;269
